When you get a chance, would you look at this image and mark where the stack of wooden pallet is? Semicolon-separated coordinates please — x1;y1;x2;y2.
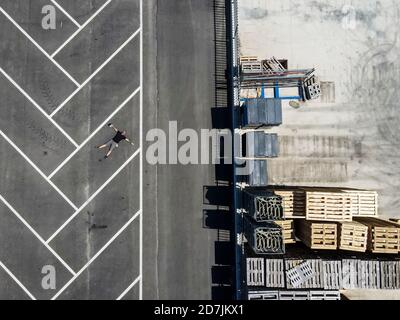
354;217;400;254
274;220;296;244
272;189;306;218
305;191;353;222
295;220;338;250
338;221;369;253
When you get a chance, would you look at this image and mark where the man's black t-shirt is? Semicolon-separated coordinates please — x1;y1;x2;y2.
113;131;127;143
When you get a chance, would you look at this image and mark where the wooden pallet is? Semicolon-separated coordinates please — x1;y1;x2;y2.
305;192;353;222
339;221;368;253
272;190;306;218
380;261;400;289
246;258;264;286
342;190;378;217
295;220;338;250
342;259;381;289
274;220;296;244
354;217;400;254
322;261;342;290
240;56;259;63
279;291;310;300
265;259;285;288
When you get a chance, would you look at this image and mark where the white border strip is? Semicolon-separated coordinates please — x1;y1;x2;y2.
0;130;78;211
117;275;141;300
51;0;113;58
0;6;80;87
50;0;81;27
0;261;36;300
51;209;141;300
139;0;143;301
0;67;79;148
46;148;141;243
50;27;141;118
0;195;76;276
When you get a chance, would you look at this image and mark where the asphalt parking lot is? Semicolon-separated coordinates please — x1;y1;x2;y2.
0;0;225;300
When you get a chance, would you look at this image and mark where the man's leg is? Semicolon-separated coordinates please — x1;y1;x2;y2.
97;139;113;149
105;142;116;158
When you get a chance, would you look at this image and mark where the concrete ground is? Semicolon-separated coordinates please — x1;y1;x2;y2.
239;0;400;218
0;0;227;300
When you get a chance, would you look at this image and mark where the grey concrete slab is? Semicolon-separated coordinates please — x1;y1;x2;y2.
50;156;140;271
53;36;140;144
0;136;74;239
58;218;140;300
51;93;140;207
0;0;78;53
238;0;400;217
0;73;76;174
0;200;73;300
54;0;140;83
0;267;31;300
56;0;109;25
0;13;77;114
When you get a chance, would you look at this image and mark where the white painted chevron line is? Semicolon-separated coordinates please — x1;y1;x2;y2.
0;67;79;148
50;0;81;28
0;0;143;300
117;275;141;300
50;27;141;118
46;148;141;244
48;87;141;180
51;0;113;58
0;195;76;276
0;261;36;300
0;130;78;211
0;6;80;87
51;209;141;300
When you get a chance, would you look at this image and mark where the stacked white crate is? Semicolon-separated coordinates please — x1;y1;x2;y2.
322;261;342;290
246;258;265;286
265;259;285;288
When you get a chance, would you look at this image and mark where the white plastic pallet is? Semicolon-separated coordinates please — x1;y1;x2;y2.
322;261;342;290
265;259;285;288
309;291;341;300
248;291;279;300
246;258;265;286
285;259;323;289
279;291;310;300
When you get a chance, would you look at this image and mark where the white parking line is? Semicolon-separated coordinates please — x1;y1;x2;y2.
50;0;81;28
0;261;36;300
0;130;78;211
0;6;80;87
50;28;141;118
46;148;141;244
0;68;79;148
117;275;141;300
51;209;141;300
139;0;143;301
0;195;76;276
48;87;141;180
51;0;113;58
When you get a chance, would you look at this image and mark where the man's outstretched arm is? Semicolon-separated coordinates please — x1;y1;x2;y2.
125;137;135;146
108;123;118;132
